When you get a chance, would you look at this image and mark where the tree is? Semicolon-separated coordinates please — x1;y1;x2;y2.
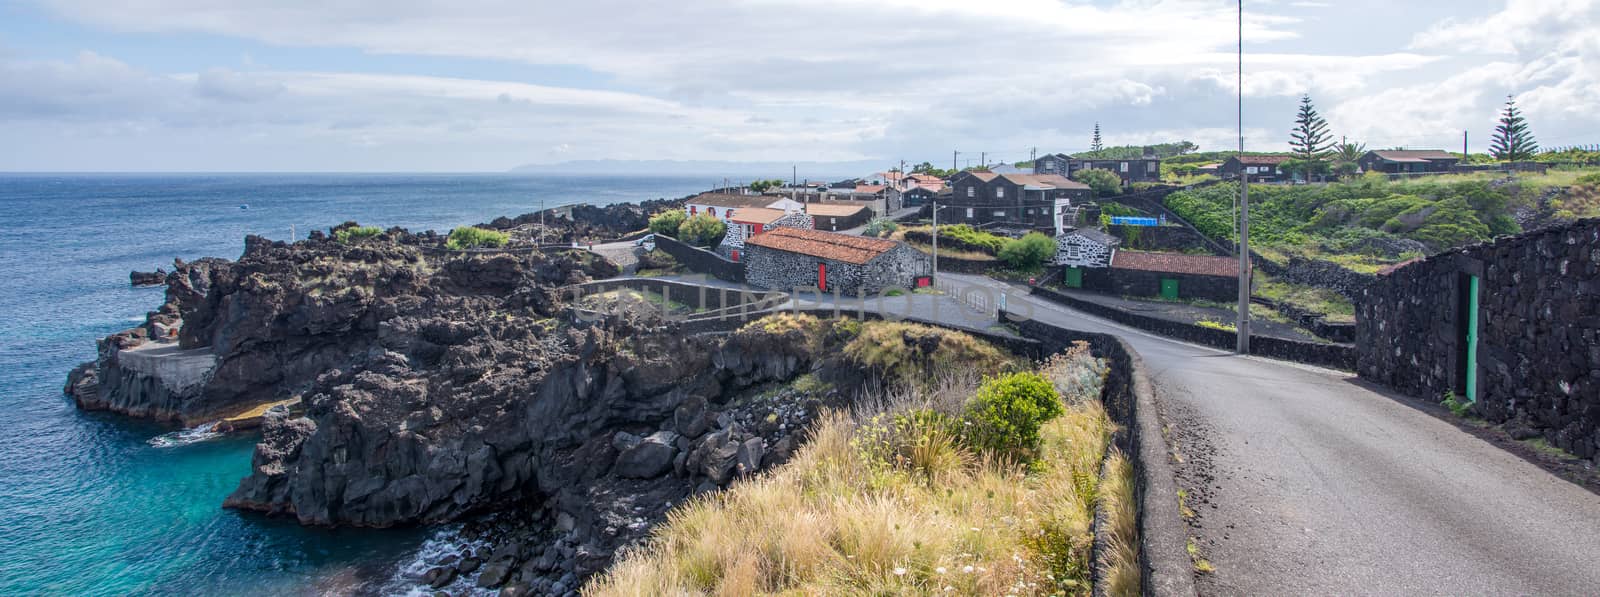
648;210;686;236
1091;122;1104;152
749;178;785;193
1489;95;1539;161
1289;95;1334;181
1071;168;1122;197
1331;140;1366;177
676;213;726;247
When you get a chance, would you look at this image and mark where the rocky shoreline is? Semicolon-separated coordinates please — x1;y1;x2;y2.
63;205;921;595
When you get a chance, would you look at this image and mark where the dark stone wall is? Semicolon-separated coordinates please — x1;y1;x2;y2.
1253;297;1356;343
654;234;745;283
1030;286;1356;370
565;278;779;312
1107;224;1214;254
1357;218;1600;461
744;243;927;296
1254;254;1375;302
1081;266;1240;303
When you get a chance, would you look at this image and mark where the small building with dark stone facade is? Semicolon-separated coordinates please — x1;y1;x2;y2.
743;227;929;295
1074;250;1240;302
1219;155;1292;182
1357;218;1600;462
947;171;1093;233
1356;149;1460;174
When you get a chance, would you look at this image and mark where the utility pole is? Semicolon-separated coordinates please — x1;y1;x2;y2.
980;151;986;169
1235;0;1251;354
1463;130;1469;158
539;198;546;246
952;150;959;174
1031;147;1037;163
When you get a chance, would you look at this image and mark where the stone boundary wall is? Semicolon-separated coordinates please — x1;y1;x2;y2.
1252;297;1356;343
1253;254;1375;302
998;309;1196;597
1081;267;1239;303
1357;218;1600;461
1107;224;1216;254
653;234;746;283
672;307;1043;357
903;228;1003;256
1030;286;1356;370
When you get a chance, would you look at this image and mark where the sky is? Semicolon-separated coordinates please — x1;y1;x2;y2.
0;0;1596;172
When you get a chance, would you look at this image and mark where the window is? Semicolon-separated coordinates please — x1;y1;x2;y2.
996;187;1005;198
966;208;974;218
966;186;975;198
1120;162;1129;173
1246;166;1258;174
1147;162;1157;173
993;210;1006;217
1067;245;1081;259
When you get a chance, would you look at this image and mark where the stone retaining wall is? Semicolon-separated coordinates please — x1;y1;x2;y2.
1030;286;1356;370
1081;266;1239;303
1357;218;1600;461
653;234;745;283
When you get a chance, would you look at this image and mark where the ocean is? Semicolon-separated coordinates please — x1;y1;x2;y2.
0;173;713;595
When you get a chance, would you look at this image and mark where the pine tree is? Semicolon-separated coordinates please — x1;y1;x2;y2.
1091;122;1103;152
1489;95;1538;161
1289;94;1333;162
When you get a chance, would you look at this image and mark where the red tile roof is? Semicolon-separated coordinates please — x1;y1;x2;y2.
804;203;870;217
727;207;788;225
1111;251;1237;277
1376;257;1423;276
745;227;899;265
1000;173;1090;190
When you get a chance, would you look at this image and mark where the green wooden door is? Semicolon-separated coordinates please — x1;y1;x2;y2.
1160;278;1179;300
1466;275;1480;402
1064;267;1083;288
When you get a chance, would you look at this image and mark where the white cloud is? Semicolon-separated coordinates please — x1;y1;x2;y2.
4;0;1593;168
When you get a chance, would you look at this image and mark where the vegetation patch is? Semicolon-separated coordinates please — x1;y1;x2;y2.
1253;274;1356;323
589;343;1121;596
446;226;510;250
842;321;1020;388
648;210;686;236
333;225;383;244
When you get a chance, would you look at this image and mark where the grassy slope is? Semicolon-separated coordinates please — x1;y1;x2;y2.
587;329;1136;596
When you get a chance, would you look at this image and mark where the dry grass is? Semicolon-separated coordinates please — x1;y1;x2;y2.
587;349;1115;596
1097;452;1140;597
843;320;1022;387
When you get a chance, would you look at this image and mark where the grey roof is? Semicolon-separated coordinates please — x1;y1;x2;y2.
1067;228;1122;247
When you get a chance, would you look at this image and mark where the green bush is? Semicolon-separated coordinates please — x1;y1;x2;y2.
333;225;383;244
863;218;899;238
963;371;1064;460
938;224;1009;254
446;226;509;250
677;213;727;247
648;210;686;236
1071;168;1123;197
1576;172;1600;187
997;232;1057;269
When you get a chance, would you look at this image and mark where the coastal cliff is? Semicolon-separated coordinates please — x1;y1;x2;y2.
67;221;866;593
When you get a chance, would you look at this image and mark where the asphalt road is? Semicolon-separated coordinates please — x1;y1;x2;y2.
944;274;1600;595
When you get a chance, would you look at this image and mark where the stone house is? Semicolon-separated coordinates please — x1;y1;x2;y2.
1053;228;1120;268
1357;149;1460;174
947;171;1093;232
743;227;930;295
1219;155;1292;183
685;193;804;223
1066;156;1162;184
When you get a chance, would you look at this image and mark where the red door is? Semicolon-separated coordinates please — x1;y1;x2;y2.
817;262;827;291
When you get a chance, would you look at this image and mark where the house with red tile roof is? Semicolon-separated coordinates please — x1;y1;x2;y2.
743;227;929;295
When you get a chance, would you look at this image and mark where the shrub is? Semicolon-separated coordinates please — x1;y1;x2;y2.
939;224;1009;254
963;371;1064;460
862;218;898;238
648;210;686;236
446;226;509;250
333;225;382;244
677;213;727;247
1576;172;1600;187
997;232;1057;269
1072;168;1124;197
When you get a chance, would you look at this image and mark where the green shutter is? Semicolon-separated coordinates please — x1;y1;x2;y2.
1064;267;1083;288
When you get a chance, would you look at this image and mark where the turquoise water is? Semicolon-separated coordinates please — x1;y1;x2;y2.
0;174;710;595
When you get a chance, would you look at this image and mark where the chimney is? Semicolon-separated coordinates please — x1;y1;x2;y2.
1142;146;1157;158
